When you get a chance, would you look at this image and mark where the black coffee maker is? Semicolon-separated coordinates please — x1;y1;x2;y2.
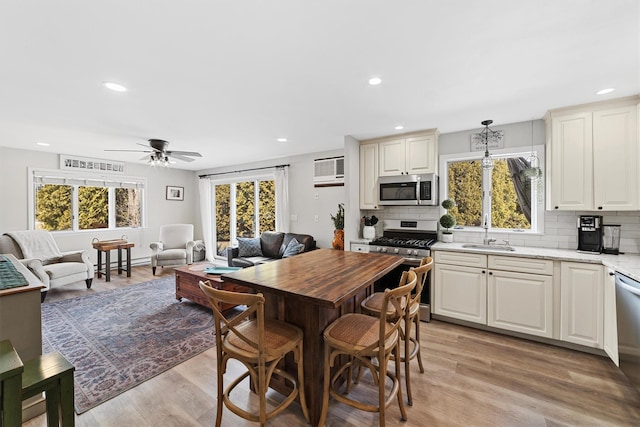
577;215;603;253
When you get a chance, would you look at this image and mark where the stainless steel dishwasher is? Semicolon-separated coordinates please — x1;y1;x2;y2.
615;272;640;393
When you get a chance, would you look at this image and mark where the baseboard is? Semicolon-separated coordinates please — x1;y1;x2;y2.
22;394;46;422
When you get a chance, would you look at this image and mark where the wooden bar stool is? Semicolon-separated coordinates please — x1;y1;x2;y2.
360;257;433;405
22;352;75;427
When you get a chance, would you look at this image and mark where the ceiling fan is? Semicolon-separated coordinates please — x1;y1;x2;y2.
105;139;203;164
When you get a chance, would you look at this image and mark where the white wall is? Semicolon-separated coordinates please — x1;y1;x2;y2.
197;149;346;249
0;147;200;264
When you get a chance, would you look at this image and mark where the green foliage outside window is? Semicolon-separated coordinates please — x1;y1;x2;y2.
79;187;108;229
35;184;72;231
448;158;530;229
215;180;276;255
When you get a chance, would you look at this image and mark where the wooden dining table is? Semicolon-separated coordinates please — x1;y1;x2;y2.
222;248;403;426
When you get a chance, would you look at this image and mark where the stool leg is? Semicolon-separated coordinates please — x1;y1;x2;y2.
105;251;111;282
60;372;75;427
45;385;60;427
126;247;132;277
117;248;123;275
2;375;22;427
96;250;103;278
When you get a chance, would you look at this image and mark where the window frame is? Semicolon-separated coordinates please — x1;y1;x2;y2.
28;168;147;233
439;145;545;234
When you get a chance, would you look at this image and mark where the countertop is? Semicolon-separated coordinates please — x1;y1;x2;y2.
431;242;640;283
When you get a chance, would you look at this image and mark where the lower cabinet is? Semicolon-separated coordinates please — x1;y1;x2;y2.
434;263;487;324
434;251;553;338
488;269;553;338
603;267;619;365
561;261;604;349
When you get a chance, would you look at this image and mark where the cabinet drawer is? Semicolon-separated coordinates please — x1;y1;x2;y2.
488;256;553;275
434;250;487;268
351;244;370;253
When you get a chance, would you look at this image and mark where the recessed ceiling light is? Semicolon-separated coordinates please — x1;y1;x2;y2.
277;138;288;142
103;81;127;92
596;88;615;95
395;125;404;130
36;142;50;147
368;77;382;86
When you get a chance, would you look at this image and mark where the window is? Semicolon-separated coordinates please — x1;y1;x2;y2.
441;147;544;233
31;169;145;232
214;179;275;255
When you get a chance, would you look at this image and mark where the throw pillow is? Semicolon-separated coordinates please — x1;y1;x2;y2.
237;237;263;257
282;238;305;258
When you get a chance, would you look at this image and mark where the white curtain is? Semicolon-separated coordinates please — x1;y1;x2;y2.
275;167;290;232
198;178;215;261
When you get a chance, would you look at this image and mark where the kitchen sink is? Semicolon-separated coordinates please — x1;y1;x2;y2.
461;243;516;252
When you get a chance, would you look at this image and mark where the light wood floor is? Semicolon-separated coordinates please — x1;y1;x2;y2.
24;265;640;426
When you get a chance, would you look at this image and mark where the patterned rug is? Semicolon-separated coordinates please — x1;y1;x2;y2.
41;277;215;414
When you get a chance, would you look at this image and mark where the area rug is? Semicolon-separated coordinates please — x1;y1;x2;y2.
41;277;215;414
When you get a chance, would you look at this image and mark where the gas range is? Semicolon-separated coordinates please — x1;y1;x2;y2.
368;220;437;263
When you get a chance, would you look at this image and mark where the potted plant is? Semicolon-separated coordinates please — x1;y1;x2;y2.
361;215;378;240
439;198;456;243
330;203;345;250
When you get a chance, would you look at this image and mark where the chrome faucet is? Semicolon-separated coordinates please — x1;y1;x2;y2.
483;214;496;245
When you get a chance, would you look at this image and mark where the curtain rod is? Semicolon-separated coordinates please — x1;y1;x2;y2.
199;164;289;179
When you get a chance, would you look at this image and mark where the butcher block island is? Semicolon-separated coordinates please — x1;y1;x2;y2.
221;248;404;426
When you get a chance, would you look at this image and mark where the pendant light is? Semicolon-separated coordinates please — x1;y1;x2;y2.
480;120;495;170
523;120;542;180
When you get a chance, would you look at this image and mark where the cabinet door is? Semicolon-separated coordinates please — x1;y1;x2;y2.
434;264;486;324
549;112;593;210
359;143;380;209
405;134;437;175
378;139;406;176
488;270;553;338
603;267;619;366
560;262;604;348
593;105;638;210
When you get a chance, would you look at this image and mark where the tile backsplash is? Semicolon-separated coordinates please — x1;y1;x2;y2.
360;207;640;254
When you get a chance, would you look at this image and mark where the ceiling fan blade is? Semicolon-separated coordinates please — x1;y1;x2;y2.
137;142;155;150
104;149;153;153
167;150;202;157
168;153;196;162
139;154;152;161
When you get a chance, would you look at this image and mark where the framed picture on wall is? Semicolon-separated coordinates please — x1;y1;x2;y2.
166;186;184;201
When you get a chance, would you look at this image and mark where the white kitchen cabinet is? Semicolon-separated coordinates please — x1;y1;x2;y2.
546;97;638;211
434;262;487;324
560;261;604;348
359;142;380;210
434;251;554;337
603;267;619;365
487;269;553;338
377;131;439;176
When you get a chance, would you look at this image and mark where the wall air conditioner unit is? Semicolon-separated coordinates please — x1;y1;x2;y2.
313;156;344;187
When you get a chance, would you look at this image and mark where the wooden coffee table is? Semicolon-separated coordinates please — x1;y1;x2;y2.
174;263;249;311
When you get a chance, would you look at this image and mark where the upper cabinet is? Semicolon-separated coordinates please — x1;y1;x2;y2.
378;132;439;176
545;97;639;211
359;129;439;210
359;142;380;210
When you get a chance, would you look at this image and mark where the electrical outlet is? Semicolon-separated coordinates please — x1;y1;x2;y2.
290;214;298;222
314;215;319;222
314;192;319;200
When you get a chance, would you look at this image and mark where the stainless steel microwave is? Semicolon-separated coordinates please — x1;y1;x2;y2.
378;174;439;206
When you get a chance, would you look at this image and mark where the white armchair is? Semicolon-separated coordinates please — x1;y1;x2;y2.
150;224;196;275
0;230;94;301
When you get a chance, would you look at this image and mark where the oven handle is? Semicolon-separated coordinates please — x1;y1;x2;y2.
402;257;424;266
